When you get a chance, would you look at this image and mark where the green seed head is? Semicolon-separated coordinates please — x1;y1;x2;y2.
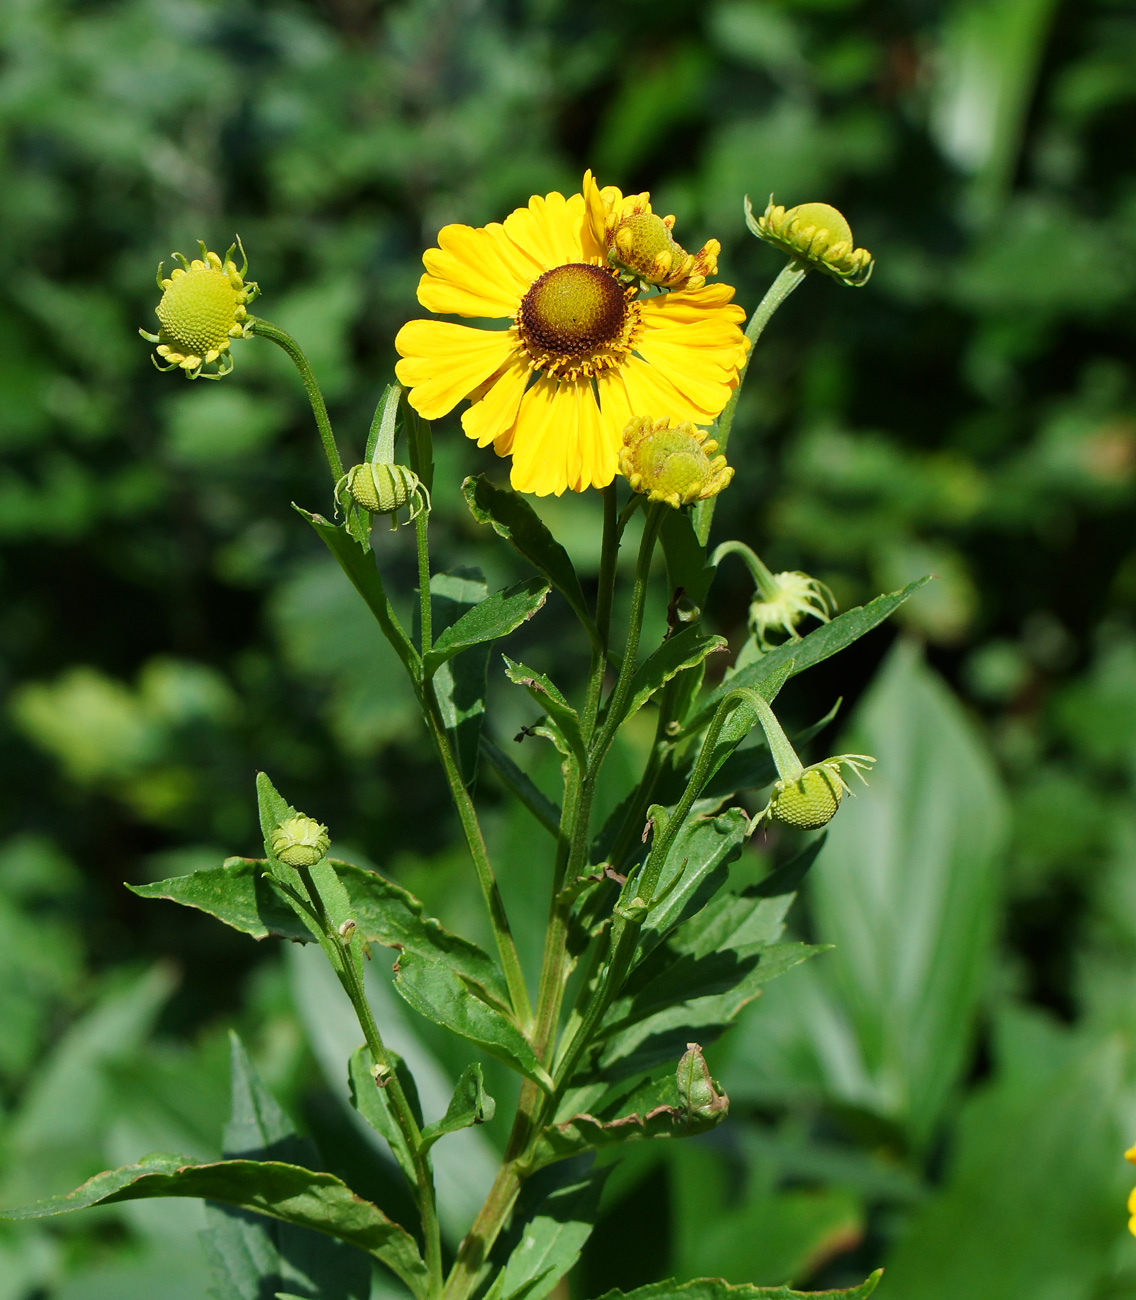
768;766;844;830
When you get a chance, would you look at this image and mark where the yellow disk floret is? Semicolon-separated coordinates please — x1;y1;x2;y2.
619;415;734;509
746;196;873;287
140;239;259;379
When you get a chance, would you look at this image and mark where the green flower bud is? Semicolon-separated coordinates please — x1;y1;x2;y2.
619;416;733;509
335;463;431;528
746;196;873;287
753;754;876;833
270;814;330;868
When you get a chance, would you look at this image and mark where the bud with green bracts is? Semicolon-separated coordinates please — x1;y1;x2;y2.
335;462;431;528
677;1043;729;1122
270;814;330;868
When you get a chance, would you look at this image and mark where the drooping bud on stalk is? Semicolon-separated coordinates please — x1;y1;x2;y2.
746;196;873;286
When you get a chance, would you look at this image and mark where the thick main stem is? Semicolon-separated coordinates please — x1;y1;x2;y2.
249;318;345;483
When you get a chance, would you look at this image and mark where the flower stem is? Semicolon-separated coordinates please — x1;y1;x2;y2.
294;865;443;1297
248;318;345;483
692;259;808;545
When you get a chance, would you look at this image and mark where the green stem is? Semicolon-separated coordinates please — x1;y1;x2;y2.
415;509;432;654
692;260;808;545
582;484;621;743
249;318;345;483
709;539;781;602
422;685;533;1026
295;866;443;1296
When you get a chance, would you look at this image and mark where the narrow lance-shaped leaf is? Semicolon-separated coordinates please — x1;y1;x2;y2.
503;656;586;766
423;577;550;677
689;577;932;728
462;475;594;635
615;626;728;729
0;1155;428;1300
347;1045;422;1190
428;569;491;786
419;1062;496;1151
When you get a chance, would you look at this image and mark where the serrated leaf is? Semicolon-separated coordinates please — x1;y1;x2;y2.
634;808;751;963
423;577;550;677
203;1035;369;1300
589;1267;884;1300
0;1155;427;1299
131;857;508;1004
347;1046;421;1189
503;656;586;766
391;950;552;1090
618;627;728;729
419;1062;495;1151
495;1159;607;1300
691;578;932;727
462;475;593;634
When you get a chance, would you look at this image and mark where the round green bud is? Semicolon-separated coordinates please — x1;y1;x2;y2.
768;766;844;830
270;814;330;867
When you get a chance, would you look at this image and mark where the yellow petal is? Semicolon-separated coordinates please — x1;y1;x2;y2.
395;320;516;419
595;368;634;445
504;191;600;272
570;378;618;490
461;354;531;449
418;222;532;317
582;170;610;248
633;335;742;415
640;284;745;327
509;377;569;496
617;354;711;424
1126;1144;1136;1166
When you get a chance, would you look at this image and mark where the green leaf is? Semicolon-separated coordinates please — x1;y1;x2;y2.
462;476;593;634
424;577;550;677
503;656;586;766
0;1155;428;1299
419;1062;495;1150
203;1034;369;1300
589;1269;883;1300
480;735;562;837
618;627;728;729
635;808;751;963
660;509;717;612
298;508;420;679
429;569;492;786
880;1016;1124;1300
347;1045;422;1188
805;641;1009;1147
391;949;553;1090
132;856;509;1004
495;1159;608;1300
691;578;932;728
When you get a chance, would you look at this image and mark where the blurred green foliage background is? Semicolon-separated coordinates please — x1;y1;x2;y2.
3;0;1136;1296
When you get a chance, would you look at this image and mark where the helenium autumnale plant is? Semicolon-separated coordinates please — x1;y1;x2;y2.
2;176;926;1300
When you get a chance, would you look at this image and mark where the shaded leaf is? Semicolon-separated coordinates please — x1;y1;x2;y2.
462;476;593;633
0;1155;427;1299
347;1046;421;1188
420;1062;495;1151
495;1159;608;1300
660;509;717;612
429;569;491;786
424;577;550;677
480;735;562;838
391;949;552;1090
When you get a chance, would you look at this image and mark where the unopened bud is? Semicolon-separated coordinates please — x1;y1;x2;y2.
619;416;733;509
677;1043;729;1121
338;918;357;945
270;814;330;867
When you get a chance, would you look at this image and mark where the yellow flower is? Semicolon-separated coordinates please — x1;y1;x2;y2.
583;170;720;290
619;416;733;508
140;240;258;379
394;178;748;497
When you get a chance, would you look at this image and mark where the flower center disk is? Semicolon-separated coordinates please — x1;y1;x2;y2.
519;264;627;358
157;267;239;355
